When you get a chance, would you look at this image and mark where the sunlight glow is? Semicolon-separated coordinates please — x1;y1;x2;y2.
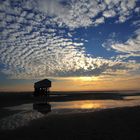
81;103;102;109
76;77;99;81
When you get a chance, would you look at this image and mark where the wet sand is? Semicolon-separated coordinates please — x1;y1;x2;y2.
1;106;140;140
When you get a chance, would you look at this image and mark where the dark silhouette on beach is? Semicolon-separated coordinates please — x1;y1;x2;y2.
33;79;52;114
34;79;51;97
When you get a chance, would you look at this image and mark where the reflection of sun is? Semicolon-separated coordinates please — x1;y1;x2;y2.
81;103;101;109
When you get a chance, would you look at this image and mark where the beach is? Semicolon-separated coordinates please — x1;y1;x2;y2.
0;91;140;140
0;106;140;140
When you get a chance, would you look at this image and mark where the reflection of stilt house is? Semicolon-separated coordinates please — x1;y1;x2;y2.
34;79;51;97
33;79;52;114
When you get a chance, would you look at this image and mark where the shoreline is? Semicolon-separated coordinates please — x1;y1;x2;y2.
1;91;140;108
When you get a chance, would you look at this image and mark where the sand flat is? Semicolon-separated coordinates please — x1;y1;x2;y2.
0;106;140;140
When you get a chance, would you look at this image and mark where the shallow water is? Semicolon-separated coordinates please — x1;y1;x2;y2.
4;95;140;111
1;95;140;130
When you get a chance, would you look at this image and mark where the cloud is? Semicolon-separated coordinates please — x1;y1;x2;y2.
103;29;140;55
135;7;140;13
37;0;67;17
103;10;116;18
132;20;140;27
102;27;140;73
36;0;138;28
94;17;105;26
0;0;139;79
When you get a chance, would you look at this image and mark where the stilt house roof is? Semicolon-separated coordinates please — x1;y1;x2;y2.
34;79;51;88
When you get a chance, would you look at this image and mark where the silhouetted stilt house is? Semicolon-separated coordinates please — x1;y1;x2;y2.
34;79;51;97
33;79;52;113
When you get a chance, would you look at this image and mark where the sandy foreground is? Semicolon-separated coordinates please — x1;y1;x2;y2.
0;106;140;140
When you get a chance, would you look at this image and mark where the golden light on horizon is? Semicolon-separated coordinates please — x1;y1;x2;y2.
57;76;99;81
1;76;140;92
78;76;99;81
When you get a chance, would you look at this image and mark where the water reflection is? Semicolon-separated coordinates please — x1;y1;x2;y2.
4;96;140;112
51;96;140;110
51;100;106;110
81;102;102;109
1;95;140;130
33;103;51;114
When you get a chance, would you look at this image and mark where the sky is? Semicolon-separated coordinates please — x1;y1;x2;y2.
0;0;140;91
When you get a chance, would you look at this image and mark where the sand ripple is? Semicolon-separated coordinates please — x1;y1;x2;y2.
0;111;44;130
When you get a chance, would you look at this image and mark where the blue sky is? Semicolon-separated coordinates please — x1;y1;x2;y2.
0;0;140;91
